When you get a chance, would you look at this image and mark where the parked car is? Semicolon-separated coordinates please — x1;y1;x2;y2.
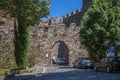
94;56;120;72
73;58;94;69
57;57;68;65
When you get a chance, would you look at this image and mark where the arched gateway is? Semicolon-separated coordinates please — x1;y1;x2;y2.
51;40;69;64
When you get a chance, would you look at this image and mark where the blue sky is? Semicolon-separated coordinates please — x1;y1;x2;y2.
48;0;82;18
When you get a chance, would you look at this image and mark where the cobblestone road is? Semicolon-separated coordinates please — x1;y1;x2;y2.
6;65;120;80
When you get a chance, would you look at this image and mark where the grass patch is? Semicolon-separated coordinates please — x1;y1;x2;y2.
10;67;31;73
0;69;11;76
0;67;31;76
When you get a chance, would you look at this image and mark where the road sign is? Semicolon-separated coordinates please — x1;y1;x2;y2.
35;2;39;5
108;45;116;53
46;54;48;57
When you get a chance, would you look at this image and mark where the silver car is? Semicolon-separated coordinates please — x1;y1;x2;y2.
73;58;94;69
81;59;93;68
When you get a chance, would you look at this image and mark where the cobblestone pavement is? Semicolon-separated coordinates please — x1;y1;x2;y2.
4;65;120;80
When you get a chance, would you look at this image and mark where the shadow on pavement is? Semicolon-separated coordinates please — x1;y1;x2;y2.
4;69;120;80
58;66;74;69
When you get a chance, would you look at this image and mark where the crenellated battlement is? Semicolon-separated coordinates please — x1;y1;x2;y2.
47;8;81;26
47;0;92;27
62;8;81;18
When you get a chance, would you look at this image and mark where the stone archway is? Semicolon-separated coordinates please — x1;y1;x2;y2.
51;40;69;64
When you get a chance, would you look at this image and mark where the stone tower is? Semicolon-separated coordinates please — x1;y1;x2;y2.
82;0;92;11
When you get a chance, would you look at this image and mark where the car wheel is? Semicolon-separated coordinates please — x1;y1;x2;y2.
73;63;75;68
73;65;76;68
94;66;98;71
106;66;112;73
91;66;94;69
79;66;82;69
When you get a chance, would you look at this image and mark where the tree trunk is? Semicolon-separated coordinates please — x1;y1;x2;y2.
14;18;30;69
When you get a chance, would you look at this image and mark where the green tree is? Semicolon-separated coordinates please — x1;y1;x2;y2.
0;0;50;69
80;0;120;62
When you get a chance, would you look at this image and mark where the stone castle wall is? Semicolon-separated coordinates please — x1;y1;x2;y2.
0;0;91;68
0;22;88;68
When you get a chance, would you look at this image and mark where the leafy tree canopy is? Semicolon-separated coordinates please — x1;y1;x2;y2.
0;0;50;26
80;0;120;62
